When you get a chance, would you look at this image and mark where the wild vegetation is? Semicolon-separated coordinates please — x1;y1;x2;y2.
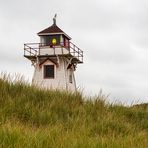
0;74;148;148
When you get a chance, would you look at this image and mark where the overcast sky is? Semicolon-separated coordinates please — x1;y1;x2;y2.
0;0;148;105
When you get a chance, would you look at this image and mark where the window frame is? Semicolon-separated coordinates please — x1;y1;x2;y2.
69;74;72;83
43;65;55;79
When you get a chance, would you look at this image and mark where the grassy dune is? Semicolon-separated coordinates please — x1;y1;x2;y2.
0;75;148;148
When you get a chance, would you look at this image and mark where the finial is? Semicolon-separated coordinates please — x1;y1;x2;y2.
53;14;57;25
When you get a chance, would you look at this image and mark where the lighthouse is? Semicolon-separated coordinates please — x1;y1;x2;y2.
24;16;83;91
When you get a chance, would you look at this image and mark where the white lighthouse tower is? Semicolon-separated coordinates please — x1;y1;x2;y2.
24;16;83;91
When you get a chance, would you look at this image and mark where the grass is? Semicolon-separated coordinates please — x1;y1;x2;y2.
0;74;148;148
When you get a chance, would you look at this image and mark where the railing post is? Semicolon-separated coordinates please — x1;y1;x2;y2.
74;44;75;56
82;51;83;62
29;48;30;56
39;43;40;56
78;48;80;60
24;44;25;56
54;46;55;55
69;43;71;54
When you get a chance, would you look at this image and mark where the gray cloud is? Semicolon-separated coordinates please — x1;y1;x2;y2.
0;0;148;104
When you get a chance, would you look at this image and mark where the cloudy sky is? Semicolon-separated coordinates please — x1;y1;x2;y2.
0;0;148;105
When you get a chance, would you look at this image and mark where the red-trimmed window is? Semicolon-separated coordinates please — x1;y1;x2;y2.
64;38;70;49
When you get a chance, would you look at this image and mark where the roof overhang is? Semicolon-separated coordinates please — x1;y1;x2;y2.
38;32;71;40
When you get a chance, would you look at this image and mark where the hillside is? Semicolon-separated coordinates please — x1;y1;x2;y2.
0;76;148;148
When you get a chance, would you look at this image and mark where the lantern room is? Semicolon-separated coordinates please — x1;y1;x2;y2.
38;20;71;48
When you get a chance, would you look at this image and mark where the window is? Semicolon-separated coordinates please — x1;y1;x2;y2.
69;74;72;83
44;65;54;78
41;35;60;46
64;38;70;49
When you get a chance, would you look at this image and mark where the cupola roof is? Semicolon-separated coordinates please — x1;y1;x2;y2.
37;17;71;40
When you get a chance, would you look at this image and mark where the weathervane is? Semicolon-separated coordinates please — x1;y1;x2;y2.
53;14;57;25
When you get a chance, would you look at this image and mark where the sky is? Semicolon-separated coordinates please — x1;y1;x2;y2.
0;0;148;105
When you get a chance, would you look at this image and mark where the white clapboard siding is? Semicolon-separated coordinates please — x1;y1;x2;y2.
39;47;70;56
32;57;76;92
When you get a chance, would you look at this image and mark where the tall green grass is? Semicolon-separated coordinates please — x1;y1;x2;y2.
0;74;148;148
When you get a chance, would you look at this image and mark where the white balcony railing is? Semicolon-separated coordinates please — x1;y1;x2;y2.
24;42;83;63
